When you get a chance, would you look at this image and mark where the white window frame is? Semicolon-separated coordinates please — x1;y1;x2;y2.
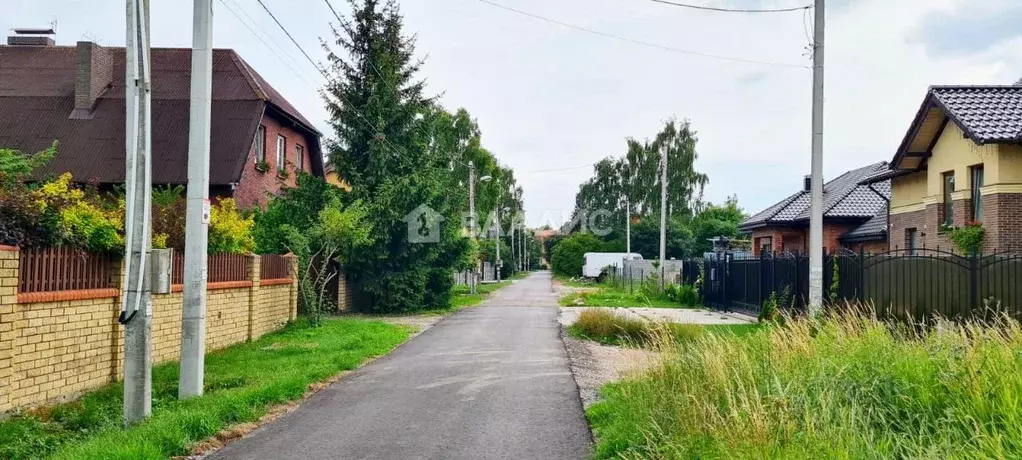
254;125;266;164
295;144;304;172
276;135;286;171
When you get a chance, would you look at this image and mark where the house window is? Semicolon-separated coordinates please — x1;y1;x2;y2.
295;144;304;172
971;165;984;222
906;228;918;255
758;237;773;255
942;171;954;228
276;135;286;171
254;126;266;164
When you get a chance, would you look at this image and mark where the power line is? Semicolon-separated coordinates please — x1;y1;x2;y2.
650;0;811;13
477;0;807;69
253;0;326;77
520;163;600;175
217;0;322;88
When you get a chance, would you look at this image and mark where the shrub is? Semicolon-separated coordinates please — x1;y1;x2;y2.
36;173;123;253
208;199;255;254
152;185;186;250
0;141;56;187
948;222;985;255
588;310;1022;459
570;309;649;345
677;283;700;307
550;232;609;277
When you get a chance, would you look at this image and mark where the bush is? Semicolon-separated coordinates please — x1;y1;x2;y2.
569;309;649;345
208;199;255;254
551;232;610;277
677;283;700;307
588;311;1022;459
36;173;124;253
948;222;985;255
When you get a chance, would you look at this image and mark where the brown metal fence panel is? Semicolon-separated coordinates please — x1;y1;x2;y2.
18;247;115;293
172;250;185;285
260;254;289;280
207;253;248;283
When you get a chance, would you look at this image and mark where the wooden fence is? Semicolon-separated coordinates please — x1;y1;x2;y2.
18;247;115;293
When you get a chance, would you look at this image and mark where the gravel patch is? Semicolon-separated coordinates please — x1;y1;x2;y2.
560;322;660;409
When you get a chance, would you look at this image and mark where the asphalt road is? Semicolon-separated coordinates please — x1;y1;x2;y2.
210;271;592;460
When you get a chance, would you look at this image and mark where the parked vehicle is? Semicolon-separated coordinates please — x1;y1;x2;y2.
583;252;643;278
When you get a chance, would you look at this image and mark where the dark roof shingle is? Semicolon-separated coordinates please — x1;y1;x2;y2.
740;162;890;231
931;86;1022;144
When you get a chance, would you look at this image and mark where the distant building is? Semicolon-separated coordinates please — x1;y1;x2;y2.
0;35;324;208
740;163;891;256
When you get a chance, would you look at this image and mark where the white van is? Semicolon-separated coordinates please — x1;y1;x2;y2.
582;252;643;278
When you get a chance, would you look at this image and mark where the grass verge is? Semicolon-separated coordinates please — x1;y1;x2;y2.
587;311;1022;459
437;280;513;313
0;318;409;460
567;309;760;347
559;285;691;309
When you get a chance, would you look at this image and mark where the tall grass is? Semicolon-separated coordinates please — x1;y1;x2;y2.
588;310;1022;459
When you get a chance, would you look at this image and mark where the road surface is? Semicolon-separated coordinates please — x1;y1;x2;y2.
211;271;591;460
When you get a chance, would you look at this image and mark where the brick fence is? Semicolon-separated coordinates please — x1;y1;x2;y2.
0;246;297;414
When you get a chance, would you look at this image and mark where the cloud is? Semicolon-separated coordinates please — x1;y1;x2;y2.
912;0;1022;57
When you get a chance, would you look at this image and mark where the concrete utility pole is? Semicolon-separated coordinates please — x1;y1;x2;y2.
520;222;525;271
625;197;631;256
468;161;477;294
808;0;825;314
509;217;516;275
179;0;214;399
495;209;502;282
122;0;153;426
658;143;668;264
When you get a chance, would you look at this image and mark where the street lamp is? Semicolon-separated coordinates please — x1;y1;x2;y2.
496;206;510;282
468;162;492;293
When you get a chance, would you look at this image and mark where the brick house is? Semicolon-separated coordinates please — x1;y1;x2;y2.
860;85;1022;254
0;37;323;209
740;162;891;256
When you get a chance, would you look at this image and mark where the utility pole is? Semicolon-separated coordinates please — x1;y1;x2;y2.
658;143;668;264
808;0;825;314
468;161;477;294
179;0;214;399
520;222;525;272
495;208;501;282
509;216;516;275
122;0;153;426
625;197;631;256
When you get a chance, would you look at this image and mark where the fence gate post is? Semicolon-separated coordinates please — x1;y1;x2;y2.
858;247;866;304
284;254;299;321
969;251;979;317
0;245;20;413
247;254;260;341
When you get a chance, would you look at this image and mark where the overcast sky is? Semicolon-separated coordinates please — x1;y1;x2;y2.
6;0;1022;227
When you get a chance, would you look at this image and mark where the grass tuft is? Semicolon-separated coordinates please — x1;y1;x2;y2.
588;310;1022;459
568;309;760;347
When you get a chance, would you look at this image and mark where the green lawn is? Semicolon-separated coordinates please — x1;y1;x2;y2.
0;318;409;460
430;280;514;313
559;283;693;309
567;308;763;347
553;274;598;288
587;313;1022;459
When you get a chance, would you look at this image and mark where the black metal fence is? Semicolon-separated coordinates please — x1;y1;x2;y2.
703;249;1022;322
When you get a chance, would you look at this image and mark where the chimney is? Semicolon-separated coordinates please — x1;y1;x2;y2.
71;41;113;119
7;28;56;46
803;175;812;192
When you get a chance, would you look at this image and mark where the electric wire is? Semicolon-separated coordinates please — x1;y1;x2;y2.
650;0;812;13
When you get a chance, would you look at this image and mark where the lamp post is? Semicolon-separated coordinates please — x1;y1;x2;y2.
496;206;510;282
469;161;491;293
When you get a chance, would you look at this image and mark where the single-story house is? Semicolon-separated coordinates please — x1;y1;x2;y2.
0;34;324;209
740;162;891;256
861;85;1022;253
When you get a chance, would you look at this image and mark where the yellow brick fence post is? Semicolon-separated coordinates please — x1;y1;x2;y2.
284;254;298;321
247;254;260;341
0;245;19;413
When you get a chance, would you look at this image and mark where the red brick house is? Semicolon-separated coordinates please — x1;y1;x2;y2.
740;162;891;256
861;85;1022;253
0;38;323;209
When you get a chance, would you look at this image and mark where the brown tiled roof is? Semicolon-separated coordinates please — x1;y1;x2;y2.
0;44;321;185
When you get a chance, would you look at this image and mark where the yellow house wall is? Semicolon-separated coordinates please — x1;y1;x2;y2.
996;144;1022;186
891;171;927;214
926;123;999;196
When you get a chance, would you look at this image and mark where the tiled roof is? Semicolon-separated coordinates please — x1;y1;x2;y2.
931;86;1022;144
841;206;888;242
740;162;890;231
0;44;321;185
